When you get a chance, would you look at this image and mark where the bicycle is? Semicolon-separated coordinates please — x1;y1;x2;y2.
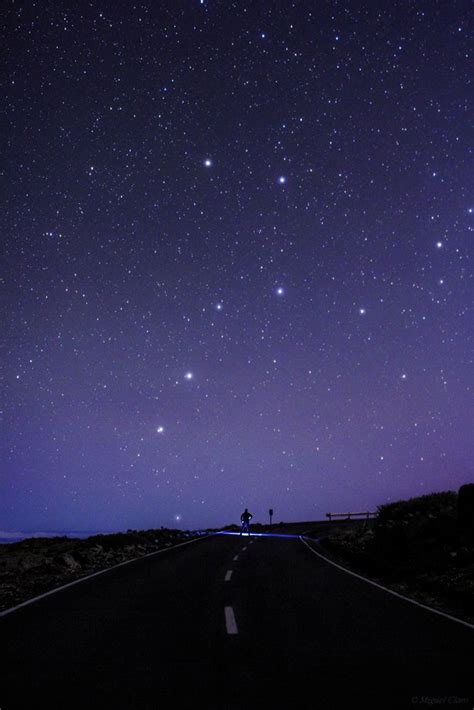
240;519;251;535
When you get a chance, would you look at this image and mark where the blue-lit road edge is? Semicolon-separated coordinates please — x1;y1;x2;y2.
1;532;472;710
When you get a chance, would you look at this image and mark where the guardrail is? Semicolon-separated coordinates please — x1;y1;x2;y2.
326;512;376;521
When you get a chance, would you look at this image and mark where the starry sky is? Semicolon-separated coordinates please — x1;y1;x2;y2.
2;1;473;533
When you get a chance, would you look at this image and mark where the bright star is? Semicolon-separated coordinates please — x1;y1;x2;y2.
204;159;212;167
436;241;443;248
276;287;284;295
185;372;193;380
216;303;223;310
156;426;164;433
359;308;366;315
278;176;286;184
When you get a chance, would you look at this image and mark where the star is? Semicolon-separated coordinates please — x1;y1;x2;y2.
359;308;366;315
156;426;164;433
276;287;284;295
436;241;443;248
278;176;286;184
204;159;212;167
216;303;223;310
185;372;193;380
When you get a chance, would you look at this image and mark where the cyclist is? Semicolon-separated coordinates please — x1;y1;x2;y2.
240;508;253;535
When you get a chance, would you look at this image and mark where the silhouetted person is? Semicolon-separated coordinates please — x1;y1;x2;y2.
240;508;253;535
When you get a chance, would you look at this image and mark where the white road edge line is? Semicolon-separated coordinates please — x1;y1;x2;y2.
300;535;474;631
225;606;238;634
0;534;215;619
225;570;233;581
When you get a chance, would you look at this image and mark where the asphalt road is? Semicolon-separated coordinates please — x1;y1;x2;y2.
1;533;473;709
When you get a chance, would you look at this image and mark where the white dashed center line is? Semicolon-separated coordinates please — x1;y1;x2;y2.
233;554;239;561
225;570;233;582
242;546;247;551
225;606;238;635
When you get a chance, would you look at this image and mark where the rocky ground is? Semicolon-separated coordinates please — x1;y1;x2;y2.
0;528;202;613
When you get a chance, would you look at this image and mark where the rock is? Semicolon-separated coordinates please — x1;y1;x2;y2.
88;544;104;554
75;545;105;566
54;553;81;571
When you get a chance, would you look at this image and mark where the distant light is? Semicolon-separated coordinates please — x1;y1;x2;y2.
174;514;182;522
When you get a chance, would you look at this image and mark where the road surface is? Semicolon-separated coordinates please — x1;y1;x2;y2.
1;534;473;709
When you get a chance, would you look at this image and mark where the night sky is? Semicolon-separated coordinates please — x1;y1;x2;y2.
2;1;473;534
